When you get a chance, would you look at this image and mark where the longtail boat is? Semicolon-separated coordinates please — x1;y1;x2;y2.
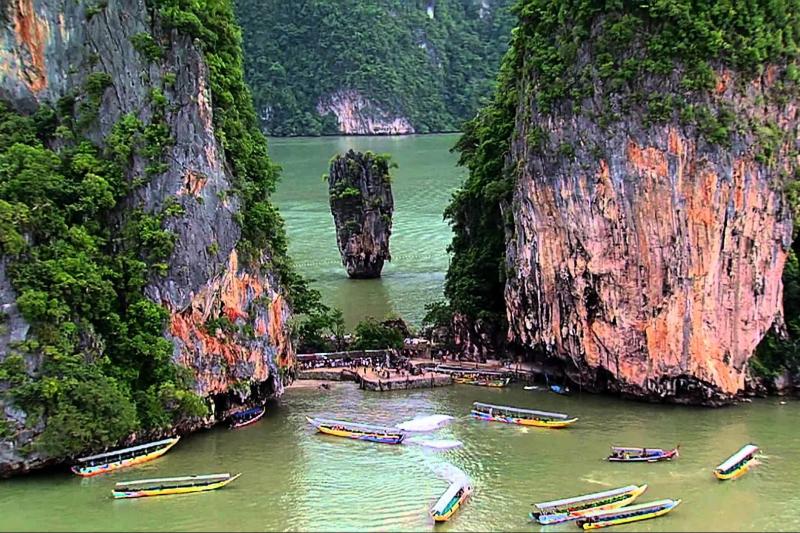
471;402;578;428
454;376;510;388
530;484;648;525
714;444;759;480
607;445;679;463
71;437;180;477
435;367;511;388
112;473;241;499
230;406;265;429
306;416;406;444
430;480;472;522
575;498;681;529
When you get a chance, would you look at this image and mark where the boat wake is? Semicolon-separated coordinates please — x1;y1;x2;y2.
396;414;455;432
405;437;463;450
580;478;613;487
429;462;470;485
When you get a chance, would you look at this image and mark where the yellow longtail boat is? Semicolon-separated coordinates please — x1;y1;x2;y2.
436;366;511;388
430;480;472;522
306;417;406;444
112;473;241;499
530;484;648;525
71;437;180;477
714;444;759;480
576;498;681;529
471;402;578;428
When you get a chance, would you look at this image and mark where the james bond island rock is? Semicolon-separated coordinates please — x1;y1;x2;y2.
0;0;296;476
328;150;395;278
446;1;799;405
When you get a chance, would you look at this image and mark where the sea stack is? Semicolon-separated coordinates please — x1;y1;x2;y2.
328;150;395;278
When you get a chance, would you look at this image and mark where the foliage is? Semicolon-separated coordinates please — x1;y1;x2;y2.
130;32;164;62
351;317;404;350
421;300;454;333
234;0;516;135
752;248;800;379
514;0;800;113
444;30;520;329
294;306;346;353
0;97;205;453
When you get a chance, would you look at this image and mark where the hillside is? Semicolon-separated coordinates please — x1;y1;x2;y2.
235;0;515;135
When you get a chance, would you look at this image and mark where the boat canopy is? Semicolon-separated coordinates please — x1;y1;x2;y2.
611;446;665;453
534;485;640;511
310;417;403;434
431;481;467;514
233;407;263;418
436;367;507;376
76;437;178;463
115;473;232;488
715;444;758;472
581;498;675;519
472;402;569;420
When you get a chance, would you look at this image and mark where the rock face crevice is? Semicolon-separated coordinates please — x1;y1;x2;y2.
0;0;294;474
328;150;394;278
505;64;796;404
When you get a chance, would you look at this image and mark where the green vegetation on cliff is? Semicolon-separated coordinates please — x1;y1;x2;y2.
234;0;515;135
0;102;205;457
446;0;800;349
0;0;306;458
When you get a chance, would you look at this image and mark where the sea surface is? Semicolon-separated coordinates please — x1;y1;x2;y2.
269;134;464;327
1;384;798;531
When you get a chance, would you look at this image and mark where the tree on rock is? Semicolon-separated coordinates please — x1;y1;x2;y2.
327;150;395;278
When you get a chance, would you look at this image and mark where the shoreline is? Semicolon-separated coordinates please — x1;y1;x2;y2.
267;131;461;141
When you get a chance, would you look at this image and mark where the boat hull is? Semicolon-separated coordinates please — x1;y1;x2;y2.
471;411;577;429
714;459;755;480
608;449;679;463
579;500;680;530
231;409;265;429
112;474;241;499
308;417;405;444
71;437;180;477
431;488;471;522
532;485;648;525
454;377;510;388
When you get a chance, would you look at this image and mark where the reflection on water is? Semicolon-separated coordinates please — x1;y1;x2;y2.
2;385;799;532
270;134;463;327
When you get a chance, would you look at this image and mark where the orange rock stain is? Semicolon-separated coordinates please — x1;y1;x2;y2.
12;0;48;93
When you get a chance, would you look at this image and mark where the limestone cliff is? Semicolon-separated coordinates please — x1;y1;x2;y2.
317;91;414;136
328;150;394;278
447;1;799;404
0;0;294;475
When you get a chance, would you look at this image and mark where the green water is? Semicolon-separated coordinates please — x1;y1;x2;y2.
270;134;464;327
2;384;799;531
2;136;798;532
